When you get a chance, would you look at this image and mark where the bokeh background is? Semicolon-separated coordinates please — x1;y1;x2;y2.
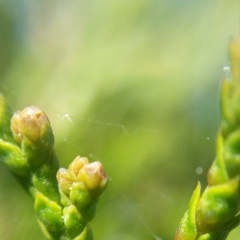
0;1;239;239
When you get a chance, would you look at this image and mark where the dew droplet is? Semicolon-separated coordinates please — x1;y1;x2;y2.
223;65;231;81
195;167;203;175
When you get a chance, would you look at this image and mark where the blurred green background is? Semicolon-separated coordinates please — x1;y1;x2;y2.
0;1;239;239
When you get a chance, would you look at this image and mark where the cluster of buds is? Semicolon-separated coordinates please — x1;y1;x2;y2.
57;156;108;221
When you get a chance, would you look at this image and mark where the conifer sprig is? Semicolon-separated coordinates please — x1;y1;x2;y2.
175;37;240;240
0;99;108;240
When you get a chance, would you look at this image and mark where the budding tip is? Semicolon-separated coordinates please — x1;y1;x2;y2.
80;161;108;191
58;157;108;198
10;106;53;144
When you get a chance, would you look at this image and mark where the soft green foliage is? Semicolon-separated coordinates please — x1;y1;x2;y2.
175;38;240;240
0;98;108;240
0;1;239;240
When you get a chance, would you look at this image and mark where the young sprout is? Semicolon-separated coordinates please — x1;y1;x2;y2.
0;98;108;240
175;37;240;240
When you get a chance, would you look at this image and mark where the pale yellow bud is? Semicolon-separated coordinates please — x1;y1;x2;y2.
77;161;108;191
11;107;53;145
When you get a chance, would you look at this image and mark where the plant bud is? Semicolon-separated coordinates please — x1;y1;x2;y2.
11;106;54;146
11;107;54;170
58;156;108;197
57;156;108;223
77;161;108;195
57;156;108;209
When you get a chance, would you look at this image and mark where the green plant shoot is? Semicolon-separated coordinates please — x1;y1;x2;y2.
175;37;240;240
0;100;108;240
